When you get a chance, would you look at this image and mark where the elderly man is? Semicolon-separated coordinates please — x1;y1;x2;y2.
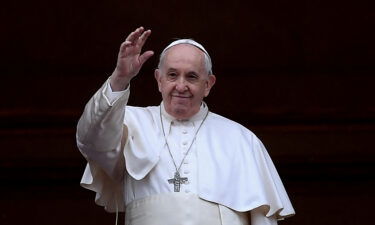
77;27;295;225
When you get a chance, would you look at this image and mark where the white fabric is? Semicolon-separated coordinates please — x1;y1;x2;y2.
251;207;278;225
77;80;129;212
161;39;211;62
106;82;126;103
125;192;249;225
123;102;208;203
77;78;295;222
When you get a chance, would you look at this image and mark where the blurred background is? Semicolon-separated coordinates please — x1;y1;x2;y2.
1;0;374;224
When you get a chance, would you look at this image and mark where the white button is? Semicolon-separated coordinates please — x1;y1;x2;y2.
185;189;190;193
183;160;189;164
184;170;190;174
182;130;188;134
182;141;188;146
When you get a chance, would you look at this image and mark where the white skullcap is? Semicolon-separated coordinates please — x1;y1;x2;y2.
161;39;211;61
159;39;213;74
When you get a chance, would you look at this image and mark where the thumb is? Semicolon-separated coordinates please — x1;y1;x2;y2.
139;50;154;66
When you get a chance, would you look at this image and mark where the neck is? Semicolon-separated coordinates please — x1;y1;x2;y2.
161;102;208;122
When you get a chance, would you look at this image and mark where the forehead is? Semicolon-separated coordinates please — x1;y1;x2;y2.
162;44;205;69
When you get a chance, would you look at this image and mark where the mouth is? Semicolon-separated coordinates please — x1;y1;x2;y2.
171;95;191;98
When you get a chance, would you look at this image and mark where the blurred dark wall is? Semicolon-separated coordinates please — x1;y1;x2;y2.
1;0;374;224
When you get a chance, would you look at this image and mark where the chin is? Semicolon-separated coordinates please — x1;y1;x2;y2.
166;100;197;119
172;107;190;118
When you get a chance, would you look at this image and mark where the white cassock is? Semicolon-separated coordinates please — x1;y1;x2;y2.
76;78;295;225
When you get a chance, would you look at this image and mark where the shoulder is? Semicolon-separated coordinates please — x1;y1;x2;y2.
124;105;160;125
208;112;251;133
206;112;259;141
202;112;268;160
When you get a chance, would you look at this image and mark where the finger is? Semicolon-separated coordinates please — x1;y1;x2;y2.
118;41;132;55
126;27;144;44
139;50;154;65
121;40;132;48
137;29;152;48
126;27;143;41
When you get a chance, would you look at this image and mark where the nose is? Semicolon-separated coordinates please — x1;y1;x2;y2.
175;77;188;92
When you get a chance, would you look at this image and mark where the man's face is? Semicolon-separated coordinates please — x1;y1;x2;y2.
154;44;216;120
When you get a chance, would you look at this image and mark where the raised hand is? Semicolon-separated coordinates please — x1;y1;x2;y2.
111;27;154;91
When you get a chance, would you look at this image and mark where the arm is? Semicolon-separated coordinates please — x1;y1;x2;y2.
76;27;154;180
76;79;129;180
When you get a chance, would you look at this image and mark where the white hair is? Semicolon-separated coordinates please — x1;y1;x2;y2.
157;39;213;75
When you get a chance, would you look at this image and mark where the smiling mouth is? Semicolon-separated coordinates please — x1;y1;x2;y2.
172;95;191;98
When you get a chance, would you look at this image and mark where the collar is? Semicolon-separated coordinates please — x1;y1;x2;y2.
160;102;209;135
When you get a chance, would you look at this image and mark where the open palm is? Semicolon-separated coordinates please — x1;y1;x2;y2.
111;27;154;90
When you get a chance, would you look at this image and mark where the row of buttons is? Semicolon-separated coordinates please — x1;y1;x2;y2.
178;125;192;193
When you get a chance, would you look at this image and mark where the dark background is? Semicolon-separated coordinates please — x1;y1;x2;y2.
1;0;374;224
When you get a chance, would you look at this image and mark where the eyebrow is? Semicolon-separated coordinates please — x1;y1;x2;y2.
166;68;178;72
165;67;201;75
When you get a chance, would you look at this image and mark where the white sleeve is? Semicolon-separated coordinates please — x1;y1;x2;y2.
76;77;130;181
104;81;128;104
251;207;278;225
77;77;131;212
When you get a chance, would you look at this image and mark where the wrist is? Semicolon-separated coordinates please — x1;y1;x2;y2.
110;71;130;91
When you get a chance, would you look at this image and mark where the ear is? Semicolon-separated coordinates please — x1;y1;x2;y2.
154;69;162;92
204;74;216;97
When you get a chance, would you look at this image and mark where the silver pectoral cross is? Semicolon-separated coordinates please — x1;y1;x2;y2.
168;172;188;192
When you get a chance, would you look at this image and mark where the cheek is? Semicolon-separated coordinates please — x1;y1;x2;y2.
161;84;174;96
157;79;164;93
198;84;209;97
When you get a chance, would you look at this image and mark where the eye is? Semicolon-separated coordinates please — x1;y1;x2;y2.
167;72;177;80
187;73;198;81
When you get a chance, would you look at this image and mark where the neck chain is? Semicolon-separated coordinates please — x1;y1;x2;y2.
160;106;209;192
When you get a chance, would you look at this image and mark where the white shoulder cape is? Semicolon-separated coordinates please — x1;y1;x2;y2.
80;104;295;219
